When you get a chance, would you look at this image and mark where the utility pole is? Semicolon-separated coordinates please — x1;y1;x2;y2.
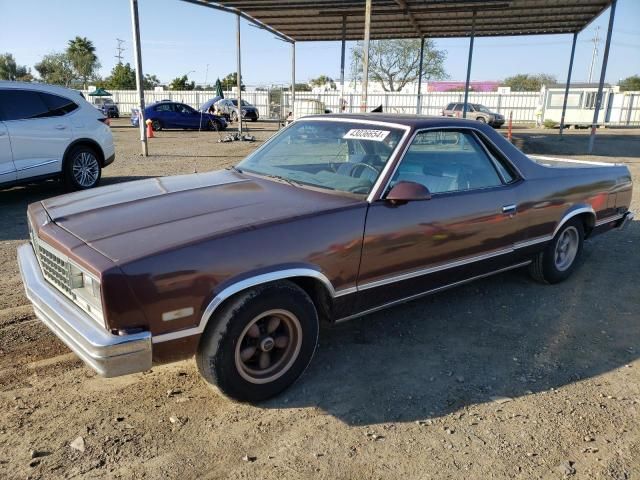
588;26;600;83
115;38;125;65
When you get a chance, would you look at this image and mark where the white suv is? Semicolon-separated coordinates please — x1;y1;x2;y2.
0;81;115;190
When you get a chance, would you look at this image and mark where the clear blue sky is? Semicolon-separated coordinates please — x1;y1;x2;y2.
1;0;638;86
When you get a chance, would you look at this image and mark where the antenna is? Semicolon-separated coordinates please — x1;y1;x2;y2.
115;38;125;65
588;26;600;84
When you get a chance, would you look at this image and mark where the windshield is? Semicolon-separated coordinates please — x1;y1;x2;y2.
231;99;250;107
237;120;405;196
473;104;491;113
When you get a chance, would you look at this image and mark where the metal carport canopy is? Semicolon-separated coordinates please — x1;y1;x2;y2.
202;0;613;40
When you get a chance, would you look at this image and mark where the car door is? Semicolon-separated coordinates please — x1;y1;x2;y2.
0;89;72;180
0;121;16;185
356;128;525;311
173;103;195;128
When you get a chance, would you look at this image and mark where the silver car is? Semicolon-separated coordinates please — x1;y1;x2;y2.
442;102;505;128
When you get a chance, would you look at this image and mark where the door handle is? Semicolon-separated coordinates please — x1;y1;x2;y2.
502;204;517;215
55;125;67;130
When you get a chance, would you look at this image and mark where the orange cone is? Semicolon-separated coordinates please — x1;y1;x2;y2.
145;119;154;138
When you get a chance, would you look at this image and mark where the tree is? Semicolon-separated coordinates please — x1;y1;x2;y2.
169;75;195;90
350;39;447;92
143;74;161;89
67;37;100;89
502;73;556;92
104;63;137;89
220;72;245;91
0;53;30;81
619;75;640;92
309;75;336;89
34;53;74;87
294;83;312;92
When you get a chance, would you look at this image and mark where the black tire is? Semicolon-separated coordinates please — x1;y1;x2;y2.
231;111;238;122
251;118;258;122
529;218;584;284
476;117;486;123
151;119;162;131
63;145;102;191
196;281;319;402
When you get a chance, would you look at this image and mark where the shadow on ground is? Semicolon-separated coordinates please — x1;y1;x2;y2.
513;131;640;158
0;176;154;241
264;221;639;426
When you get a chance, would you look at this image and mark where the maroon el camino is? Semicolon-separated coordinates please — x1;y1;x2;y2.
18;114;633;401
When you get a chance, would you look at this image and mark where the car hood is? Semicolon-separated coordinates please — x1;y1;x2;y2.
40;170;361;263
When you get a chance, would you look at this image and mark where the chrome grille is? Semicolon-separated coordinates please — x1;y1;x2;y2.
37;244;73;294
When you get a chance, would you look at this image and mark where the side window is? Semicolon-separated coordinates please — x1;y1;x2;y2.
155;103;173;112
0;89;50;121
40;92;78;116
391;130;503;194
452;104;462;112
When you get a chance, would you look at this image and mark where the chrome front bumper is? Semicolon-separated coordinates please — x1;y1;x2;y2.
17;244;152;377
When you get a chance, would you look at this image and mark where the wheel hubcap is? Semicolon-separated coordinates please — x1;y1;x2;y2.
72;152;99;187
554;226;579;271
235;309;302;385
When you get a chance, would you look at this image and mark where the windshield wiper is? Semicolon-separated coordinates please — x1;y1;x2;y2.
263;174;303;187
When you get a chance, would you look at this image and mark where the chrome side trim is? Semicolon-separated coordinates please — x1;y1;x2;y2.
529;155;621;167
16;159;58;172
358;247;514;291
152;268;337;344
334;286;358;297
616;211;634;231
297;115;414;131
553;206;596;237
513;235;553;249
595;213;624;227
335;261;532;324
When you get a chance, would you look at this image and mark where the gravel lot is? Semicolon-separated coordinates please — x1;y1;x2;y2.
1;120;639;479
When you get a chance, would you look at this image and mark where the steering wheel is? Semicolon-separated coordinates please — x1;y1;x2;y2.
346;162;380;178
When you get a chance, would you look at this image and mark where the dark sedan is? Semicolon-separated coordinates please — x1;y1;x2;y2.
216;98;259;122
131;101;227;131
18;115;633;403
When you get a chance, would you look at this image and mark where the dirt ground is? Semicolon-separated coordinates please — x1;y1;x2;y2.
1;120;639;480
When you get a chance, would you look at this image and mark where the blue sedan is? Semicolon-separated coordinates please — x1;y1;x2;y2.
131;101;227;131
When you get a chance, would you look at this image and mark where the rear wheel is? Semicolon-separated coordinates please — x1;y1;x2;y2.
63;145;102;190
196;281;319;402
231;111;238;122
529;219;584;284
476;117;486;123
151;119;162;131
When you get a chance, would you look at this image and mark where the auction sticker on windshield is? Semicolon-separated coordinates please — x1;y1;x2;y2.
343;129;391;142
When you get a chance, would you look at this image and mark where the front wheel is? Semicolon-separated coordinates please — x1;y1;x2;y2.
476;117;486;123
63;146;102;190
196;281;319;402
529;219;584;284
230;111;238;122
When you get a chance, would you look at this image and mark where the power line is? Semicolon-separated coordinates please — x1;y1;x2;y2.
115;38;125;65
588;26;600;83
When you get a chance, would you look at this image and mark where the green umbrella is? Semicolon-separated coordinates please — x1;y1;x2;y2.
88;88;112;97
215;79;224;99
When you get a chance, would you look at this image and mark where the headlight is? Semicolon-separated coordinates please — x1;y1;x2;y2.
70;263;104;321
241;109;247;114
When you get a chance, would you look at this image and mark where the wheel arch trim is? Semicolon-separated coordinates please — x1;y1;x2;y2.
151;268;337;344
63;138;106;166
553;205;596;238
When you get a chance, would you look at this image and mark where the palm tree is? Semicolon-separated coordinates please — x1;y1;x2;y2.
67;37;100;89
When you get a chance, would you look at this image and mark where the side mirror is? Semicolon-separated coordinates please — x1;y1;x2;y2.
385;181;431;205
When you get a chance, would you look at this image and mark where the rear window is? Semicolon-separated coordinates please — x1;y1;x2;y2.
41;92;78;116
445;103;455;110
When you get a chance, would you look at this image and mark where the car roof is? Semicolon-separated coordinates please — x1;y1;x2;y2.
300;113;489;129
0;80;84;99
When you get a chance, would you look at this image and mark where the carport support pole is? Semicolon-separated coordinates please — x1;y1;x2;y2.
340;16;346;110
361;0;372;112
462;10;476;119
291;42;296;120
416;37;425;114
236;14;242;137
129;0;147;156
559;32;578;137
588;0;617;154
